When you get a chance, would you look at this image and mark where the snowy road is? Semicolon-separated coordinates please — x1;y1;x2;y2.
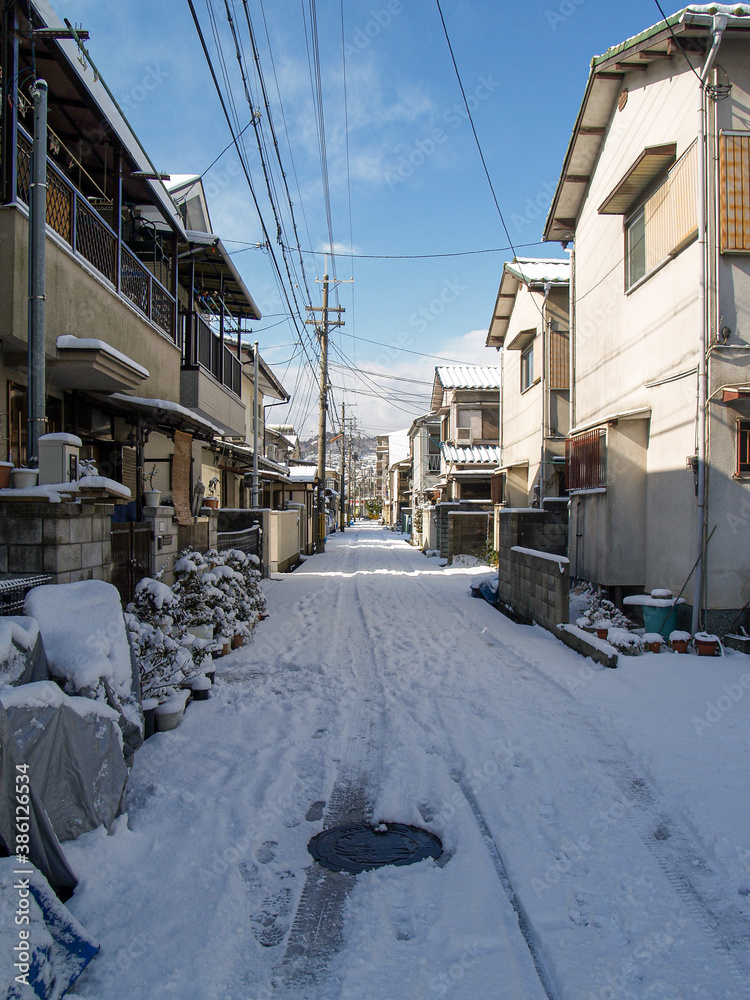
66;524;750;1000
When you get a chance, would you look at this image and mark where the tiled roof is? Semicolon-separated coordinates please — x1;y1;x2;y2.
434;366;503;390
441;444;501;464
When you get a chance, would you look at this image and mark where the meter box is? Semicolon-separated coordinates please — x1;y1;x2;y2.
38;433;82;485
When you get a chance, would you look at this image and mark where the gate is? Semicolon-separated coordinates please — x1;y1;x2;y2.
111;523;151;606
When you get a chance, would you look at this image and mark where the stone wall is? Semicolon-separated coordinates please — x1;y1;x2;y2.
0;501;112;585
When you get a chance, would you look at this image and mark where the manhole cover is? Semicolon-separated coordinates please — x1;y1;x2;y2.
308;823;442;874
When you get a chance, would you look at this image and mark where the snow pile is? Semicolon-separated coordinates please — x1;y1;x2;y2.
25;581;133;698
0;680;120;722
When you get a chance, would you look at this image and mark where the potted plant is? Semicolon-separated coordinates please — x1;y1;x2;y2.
204;476;220;510
642;632;664;654
693;631;721;657
669;630;691;654
0;458;14;489
593;619;612;640
143;464;161;507
10;466;39;489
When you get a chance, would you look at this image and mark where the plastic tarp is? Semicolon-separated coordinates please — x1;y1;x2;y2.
0;858;99;1000
0;705;78;894
0;683;128;845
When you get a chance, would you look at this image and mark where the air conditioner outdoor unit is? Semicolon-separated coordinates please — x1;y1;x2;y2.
456;427;473;444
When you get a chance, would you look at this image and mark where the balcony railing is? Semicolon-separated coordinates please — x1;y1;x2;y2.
566;429;606;491
183;314;242;398
16;129;176;340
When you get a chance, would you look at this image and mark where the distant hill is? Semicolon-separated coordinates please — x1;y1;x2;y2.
300;431;378;465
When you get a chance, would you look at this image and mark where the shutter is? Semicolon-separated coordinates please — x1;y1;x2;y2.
549;324;570;390
120;446;137;498
720;132;750;252
644;140;698;270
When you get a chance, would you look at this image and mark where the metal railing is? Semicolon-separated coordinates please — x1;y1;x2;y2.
17;129;175;340
0;575;52;616
183;313;242;399
216;524;261;560
565;429;606;491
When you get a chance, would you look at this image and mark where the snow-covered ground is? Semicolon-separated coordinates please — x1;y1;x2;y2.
64;524;750;999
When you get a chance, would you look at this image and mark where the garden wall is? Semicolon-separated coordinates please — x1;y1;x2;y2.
0;500;112;585
496;507;569;632
434;501;493;558
448;511;493;564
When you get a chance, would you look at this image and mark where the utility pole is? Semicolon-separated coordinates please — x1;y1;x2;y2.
306;263;345;552
339;401;346;531
252;340;259;508
27;78;48;469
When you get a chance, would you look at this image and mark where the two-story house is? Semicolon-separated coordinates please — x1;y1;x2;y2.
430;366;502;502
543;6;750;630
486;258;570;507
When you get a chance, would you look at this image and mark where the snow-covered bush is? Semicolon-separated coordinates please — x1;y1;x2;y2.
607;628;643;655
125;615;192;702
220;548;266;627
576;594;632;631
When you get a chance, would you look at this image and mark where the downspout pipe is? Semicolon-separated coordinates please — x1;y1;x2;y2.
692;14;727;635
540;281;552;506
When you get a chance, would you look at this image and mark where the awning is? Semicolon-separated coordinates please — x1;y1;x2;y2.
598;144;676;215
50;336;148;393
721;387;750;402
104;393;225;440
184;232;261;321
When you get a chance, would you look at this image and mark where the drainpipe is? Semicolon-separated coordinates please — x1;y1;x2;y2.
27;79;48;469
252;341;259;508
692;14;727;635
540;281;552;506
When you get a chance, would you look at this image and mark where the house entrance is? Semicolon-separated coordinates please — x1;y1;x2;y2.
111;522;150;606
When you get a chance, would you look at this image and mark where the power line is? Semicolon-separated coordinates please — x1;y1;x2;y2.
225;239;550;259
337;331;484;364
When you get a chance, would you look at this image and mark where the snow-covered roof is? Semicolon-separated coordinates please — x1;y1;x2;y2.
435;366;503;390
441;444;501;464
503;258;570;287
288;466;317;483
108;393;226;438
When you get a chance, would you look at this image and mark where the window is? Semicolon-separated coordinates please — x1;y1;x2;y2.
482;406;499;441
626;208;646;287
739;420;750;475
720;132;750;252
619;141;698;289
549;321;570;390
458;409;482;437
521;343;534;392
565;429;606;491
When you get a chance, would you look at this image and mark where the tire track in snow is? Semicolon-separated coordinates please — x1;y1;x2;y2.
411;564;750;996
274;540;390;993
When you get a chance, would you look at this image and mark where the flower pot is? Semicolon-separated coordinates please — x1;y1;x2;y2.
11;467;39;489
143;488;161;507
0;461;13;489
221;640;231;656
671;638;689;654
232;633;245;649
646;641;662;653
203;669;215;685
694;633;719;657
142;705;158;739
595;627;609;640
204;496;219;510
187;623;214;641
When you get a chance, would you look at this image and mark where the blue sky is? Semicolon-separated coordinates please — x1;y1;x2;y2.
49;0;677;437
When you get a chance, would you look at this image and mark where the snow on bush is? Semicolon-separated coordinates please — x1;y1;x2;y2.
607;628;643;655
0;616;39;686
575;594;632;631
126;549;266;703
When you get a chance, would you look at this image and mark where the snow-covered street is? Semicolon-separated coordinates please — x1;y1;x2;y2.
64;524;750;1000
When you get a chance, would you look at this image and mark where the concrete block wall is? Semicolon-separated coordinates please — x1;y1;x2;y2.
0;501;113;585
496;507;570;632
498;548;569;632
448;512;492;564
435;502;492;558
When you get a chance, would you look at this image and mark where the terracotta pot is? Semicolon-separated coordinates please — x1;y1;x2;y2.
694;638;719;657
221;640;231;656
0;462;13;489
232;633;244;649
671;638;689;654
595;627;609;640
204;496;219;509
646;641;662;654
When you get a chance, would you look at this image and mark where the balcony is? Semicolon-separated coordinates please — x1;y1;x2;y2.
180;314;246;436
16;129;176;341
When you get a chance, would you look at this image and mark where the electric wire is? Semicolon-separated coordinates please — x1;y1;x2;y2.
226;239;551;259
